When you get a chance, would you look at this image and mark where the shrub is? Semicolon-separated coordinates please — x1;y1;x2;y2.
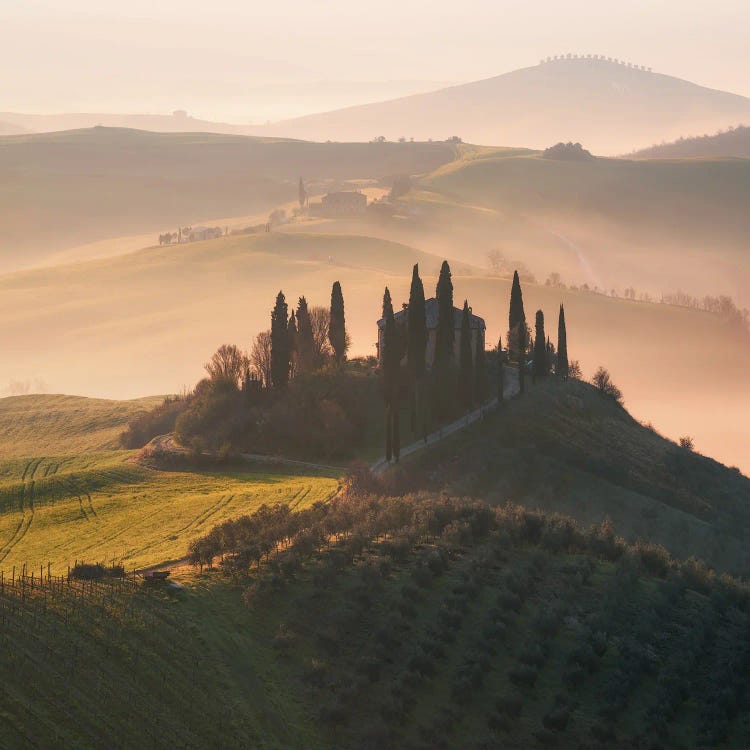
509;664;538;687
120;395;187;448
591;367;623;404
679;435;695;451
496;693;523;717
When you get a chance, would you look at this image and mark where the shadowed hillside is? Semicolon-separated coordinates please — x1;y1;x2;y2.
260;58;750;154
3;488;748;749
395;379;750;576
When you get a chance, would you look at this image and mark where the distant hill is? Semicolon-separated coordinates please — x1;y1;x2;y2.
0;394;163;458
629;124;750;159
0;127;456;268
0;120;28;136
260;58;750;154
0;110;250;136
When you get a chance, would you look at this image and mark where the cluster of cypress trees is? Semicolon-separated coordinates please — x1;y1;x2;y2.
507;271;569;387
269;281;347;388
380;260;489;462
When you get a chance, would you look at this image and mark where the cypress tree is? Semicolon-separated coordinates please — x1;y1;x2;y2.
407;264;427;434
532;310;547;382
557;304;569;379
497;335;504;403
475;329;488;403
434;260;456;419
270;291;289;389
407;264;427;380
435;260;454;370
288;310;298;378
459;301;474;409
382;287;399;461
329;281;347;365
508;270;526;364
296;297;314;373
518;321;526;394
298;177;307;208
393;410;400;462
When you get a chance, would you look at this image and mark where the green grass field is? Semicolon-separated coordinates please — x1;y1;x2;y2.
0;450;339;573
0;393;163;458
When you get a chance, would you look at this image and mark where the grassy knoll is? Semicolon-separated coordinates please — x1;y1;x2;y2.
397;378;750;577
0;394;163;458
0;450;339;573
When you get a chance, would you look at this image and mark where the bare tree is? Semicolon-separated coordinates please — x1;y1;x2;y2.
205;344;248;387
310;306;332;367
249;331;273;388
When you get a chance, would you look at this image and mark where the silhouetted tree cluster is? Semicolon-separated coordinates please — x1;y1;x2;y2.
542;142;594;161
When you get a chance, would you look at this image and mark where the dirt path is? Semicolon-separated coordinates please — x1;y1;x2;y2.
371;367;520;475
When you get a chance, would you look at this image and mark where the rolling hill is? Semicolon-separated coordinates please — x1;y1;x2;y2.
413;147;750;309
260;58;750;154
399;378;750;577
0;394;162;458
2;477;748;749
0;227;748;472
630;124;750;159
0;127;456;269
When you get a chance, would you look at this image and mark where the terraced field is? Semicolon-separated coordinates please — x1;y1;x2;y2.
0;451;340;572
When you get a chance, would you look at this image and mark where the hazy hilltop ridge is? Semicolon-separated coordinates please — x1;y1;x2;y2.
0;127;455;267
259;58;750;154
629;124;750;159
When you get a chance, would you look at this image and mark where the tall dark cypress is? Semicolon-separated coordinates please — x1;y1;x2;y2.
497;335;504;403
407;264;427;434
475;328;488;403
435;260;454;370
557;304;569;379
459;301;474;409
288;310;298;378
532;310;548;382
407;264;427;379
508;270;526;364
270;291;289;389
329;281;347;365
296;297;314;373
382;287;399;461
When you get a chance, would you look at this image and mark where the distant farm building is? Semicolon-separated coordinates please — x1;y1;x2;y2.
376;298;486;368
188;226;223;242
311;191;367;217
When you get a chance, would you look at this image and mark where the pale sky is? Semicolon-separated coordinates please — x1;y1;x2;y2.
3;0;749;121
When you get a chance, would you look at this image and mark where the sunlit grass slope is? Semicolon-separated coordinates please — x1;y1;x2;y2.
0;451;339;572
0;393;162;458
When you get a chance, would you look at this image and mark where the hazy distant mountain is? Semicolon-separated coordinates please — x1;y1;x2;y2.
0;111;249;136
0;80;452;135
0;120;29;136
258;58;750;154
629;124;750;159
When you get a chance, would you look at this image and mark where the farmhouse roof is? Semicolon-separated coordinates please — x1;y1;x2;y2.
377;297;485;330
